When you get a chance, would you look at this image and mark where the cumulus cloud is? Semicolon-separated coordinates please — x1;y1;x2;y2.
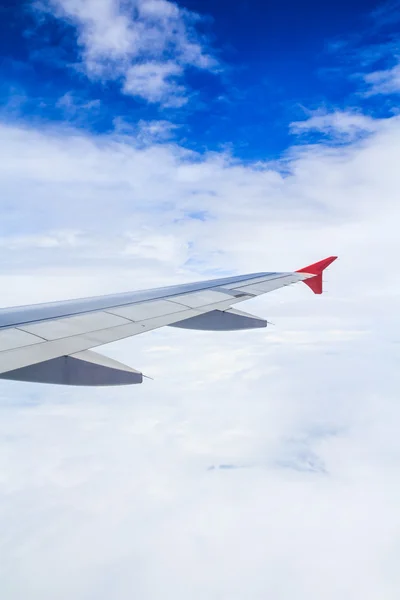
36;0;217;105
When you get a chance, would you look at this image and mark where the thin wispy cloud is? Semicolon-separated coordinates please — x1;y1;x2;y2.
324;0;400;100
364;62;400;94
290;110;380;141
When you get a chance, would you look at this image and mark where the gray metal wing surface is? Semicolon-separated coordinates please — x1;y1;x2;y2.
0;257;337;386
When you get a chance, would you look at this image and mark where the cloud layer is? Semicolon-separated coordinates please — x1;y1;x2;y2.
1;106;400;598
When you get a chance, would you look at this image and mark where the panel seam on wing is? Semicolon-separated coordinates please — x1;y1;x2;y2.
14;327;50;342
102;309;137;322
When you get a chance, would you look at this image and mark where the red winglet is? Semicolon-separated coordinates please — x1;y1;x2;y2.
296;256;337;295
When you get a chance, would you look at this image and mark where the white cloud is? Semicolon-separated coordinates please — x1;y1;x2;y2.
1;112;400;598
56;92;101;115
0;230;82;250
364;61;400;95
113;117;179;142
291;110;380;140
137;118;179;140
37;0;217;105
123;61;186;105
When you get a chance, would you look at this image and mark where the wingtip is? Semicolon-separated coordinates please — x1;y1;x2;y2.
296;256;338;295
296;256;338;275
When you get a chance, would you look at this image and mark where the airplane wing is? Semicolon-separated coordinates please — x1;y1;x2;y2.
0;256;337;386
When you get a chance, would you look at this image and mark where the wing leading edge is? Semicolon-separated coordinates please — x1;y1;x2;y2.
0;257;337;386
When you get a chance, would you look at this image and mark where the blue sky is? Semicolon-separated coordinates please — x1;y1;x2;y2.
2;0;399;159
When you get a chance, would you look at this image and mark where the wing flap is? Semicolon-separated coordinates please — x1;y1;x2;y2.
171;290;233;308
107;299;184;321
0;328;43;351
0;308;197;375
